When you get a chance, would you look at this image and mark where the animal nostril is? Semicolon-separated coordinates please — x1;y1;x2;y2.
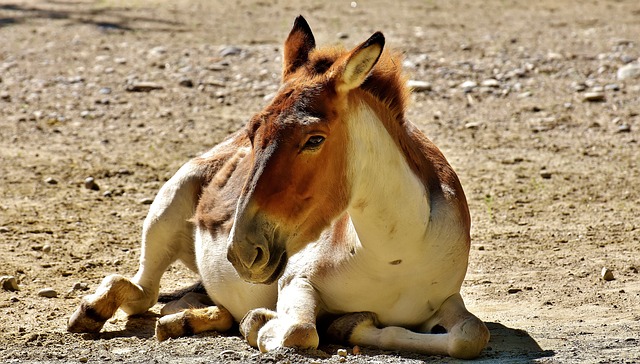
254;246;265;266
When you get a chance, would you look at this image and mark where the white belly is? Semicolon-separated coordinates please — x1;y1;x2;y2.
195;226;277;322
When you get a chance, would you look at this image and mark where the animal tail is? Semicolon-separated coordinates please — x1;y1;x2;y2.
157;281;206;303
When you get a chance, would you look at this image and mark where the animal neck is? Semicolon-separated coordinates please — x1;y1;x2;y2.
345;97;430;256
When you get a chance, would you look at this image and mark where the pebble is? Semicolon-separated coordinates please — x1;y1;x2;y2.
459;80;478;92
481;78;500;88
0;91;10;101
1;276;19;291
0;226;10;233
507;288;522;294
220;46;242;57
617;63;640;80
582;92;605;102
179;78;194;88
38;288;58;298
540;170;552;179
99;87;112;95
617;124;631;133
42;244;52;253
139;197;154;205
337;349;348;357
72;282;89;291
337;32;349;39
84;177;99;191
125;82;163;92
407;80;432;92
44;177;58;185
601;267;615;281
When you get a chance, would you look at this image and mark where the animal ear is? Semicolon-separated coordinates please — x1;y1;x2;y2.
336;32;385;93
283;15;316;78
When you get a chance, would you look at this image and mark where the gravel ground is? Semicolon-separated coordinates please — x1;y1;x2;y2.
1;1;639;363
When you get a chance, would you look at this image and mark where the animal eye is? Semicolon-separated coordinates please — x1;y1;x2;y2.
303;135;325;150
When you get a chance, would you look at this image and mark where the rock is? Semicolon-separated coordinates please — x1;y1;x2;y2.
481;78;500;88
220;46;242;57
84;177;99;191
0;91;10;101
617;63;640;80
179;78;194;88
616;124;631;133
0;226;9;233
72;282;89;291
540;170;552;179
125;82;163;92
601;267;614;281
44;177;58;185
139;197;154;205
337;32;349;39
337;348;348;357
1;276;19;291
42;244;52;253
464;122;482;130
99;87;112;95
407;80;432;92
459;80;478;92
582;91;605;102
38;288;58;298
508;288;522;294
148;46;167;58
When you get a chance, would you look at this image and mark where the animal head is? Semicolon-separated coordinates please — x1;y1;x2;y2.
226;16;388;284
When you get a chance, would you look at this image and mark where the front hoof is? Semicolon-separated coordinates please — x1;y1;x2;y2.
67;303;109;333
281;323;319;350
240;308;277;347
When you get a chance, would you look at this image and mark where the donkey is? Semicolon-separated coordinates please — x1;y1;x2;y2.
68;16;490;359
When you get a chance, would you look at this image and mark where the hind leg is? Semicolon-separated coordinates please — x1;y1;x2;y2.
156;305;234;341
68;162;204;333
327;293;489;359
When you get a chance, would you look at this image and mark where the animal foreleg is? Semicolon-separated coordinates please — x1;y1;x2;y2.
240;278;320;352
327;293;489;359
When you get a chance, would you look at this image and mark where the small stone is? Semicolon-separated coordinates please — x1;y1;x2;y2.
617;63;640;80
0;91;10;101
179;78;194;88
464;122;482;130
114;57;127;64
337;32;349;39
601;267;615;281
582;92;605;102
337;349;348;357
84;177;99;191
540;170;552;179
481;78;500;88
42;244;52;253
0;226;10;233
459;80;478;92
72;282;89;291
148;46;167;57
126;82;163;92
220;46;242;57
617;124;631;133
44;177;58;185
139;197;154;205
352;346;361;355
79;357;89;363
1;276;19;291
99;87;112;95
103;190;113;197
38;288;58;298
407;80;432;92
507;288;522;294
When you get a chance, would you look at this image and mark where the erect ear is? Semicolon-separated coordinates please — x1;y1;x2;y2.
336;32;385;93
283;15;316;79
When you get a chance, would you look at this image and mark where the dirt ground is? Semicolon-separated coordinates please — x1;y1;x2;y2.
1;0;639;363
